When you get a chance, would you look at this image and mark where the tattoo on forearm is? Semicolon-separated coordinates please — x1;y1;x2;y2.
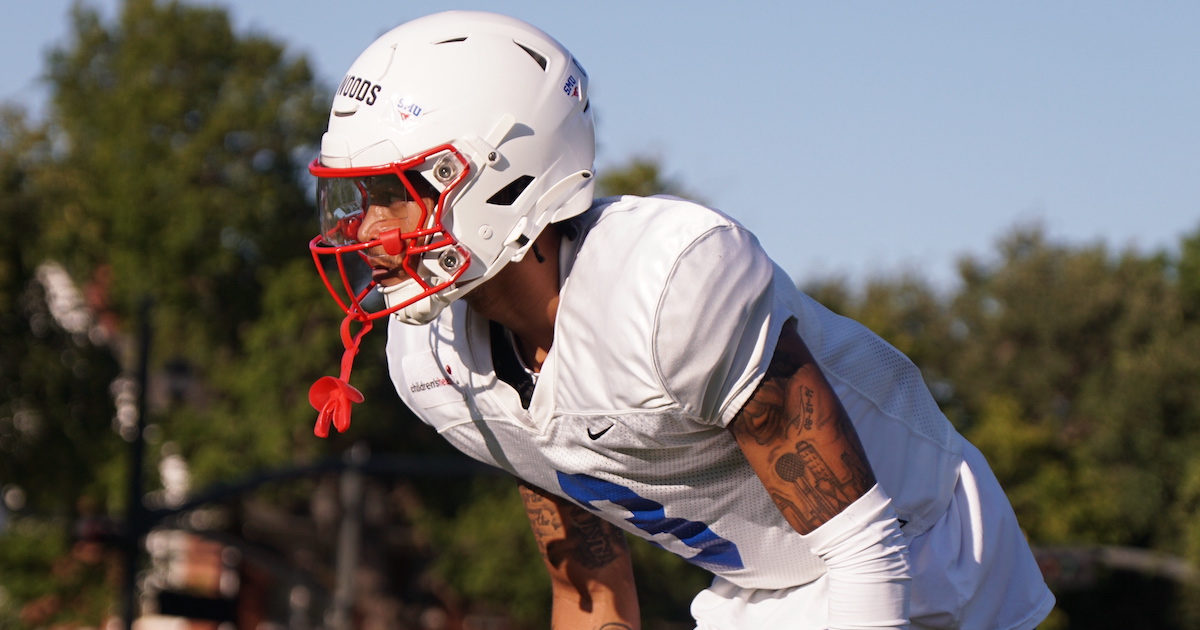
565;504;626;569
519;481;564;565
730;319;876;533
519;481;627;571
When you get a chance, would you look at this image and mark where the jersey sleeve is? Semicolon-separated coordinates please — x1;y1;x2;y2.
653;223;780;426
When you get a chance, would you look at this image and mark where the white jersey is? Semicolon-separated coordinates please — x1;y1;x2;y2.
386;195;966;591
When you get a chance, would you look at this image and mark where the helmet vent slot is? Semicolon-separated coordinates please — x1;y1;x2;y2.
514;42;548;71
435;37;468;44
571;56;588;78
486;175;535;206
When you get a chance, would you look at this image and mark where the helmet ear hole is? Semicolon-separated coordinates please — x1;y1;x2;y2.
486;175;535;206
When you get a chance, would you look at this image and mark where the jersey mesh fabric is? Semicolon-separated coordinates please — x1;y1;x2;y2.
808;300;950;445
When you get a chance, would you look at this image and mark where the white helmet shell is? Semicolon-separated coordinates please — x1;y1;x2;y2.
311;11;596;325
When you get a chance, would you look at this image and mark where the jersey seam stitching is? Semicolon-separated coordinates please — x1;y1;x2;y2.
651;224;738;416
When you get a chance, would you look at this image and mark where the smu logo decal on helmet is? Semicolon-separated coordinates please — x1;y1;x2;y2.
563;74;581;100
396;97;424;121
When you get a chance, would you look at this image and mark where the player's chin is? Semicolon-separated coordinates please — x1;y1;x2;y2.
364;247;404;268
371;265;405;287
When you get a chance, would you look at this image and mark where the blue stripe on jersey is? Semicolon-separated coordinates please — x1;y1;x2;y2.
557;470;744;571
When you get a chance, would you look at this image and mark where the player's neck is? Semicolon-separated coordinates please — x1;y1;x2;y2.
465;227;561;371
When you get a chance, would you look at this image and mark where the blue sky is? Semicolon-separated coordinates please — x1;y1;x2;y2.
5;1;1198;291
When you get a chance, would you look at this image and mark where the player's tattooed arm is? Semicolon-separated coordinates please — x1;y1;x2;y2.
728;318;876;534
520;480;624;570
517;480;641;629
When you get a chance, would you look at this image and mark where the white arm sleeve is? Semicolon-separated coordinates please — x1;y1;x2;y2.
801;484;911;630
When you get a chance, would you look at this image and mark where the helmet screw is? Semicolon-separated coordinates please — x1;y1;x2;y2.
487;151;498;163
438;249;461;271
433;155;458;183
479;225;494;240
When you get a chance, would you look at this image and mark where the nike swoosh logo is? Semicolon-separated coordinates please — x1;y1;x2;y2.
587;424;614;440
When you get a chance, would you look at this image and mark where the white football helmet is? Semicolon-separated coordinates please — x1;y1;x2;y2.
307;11;595;437
309;10;596;326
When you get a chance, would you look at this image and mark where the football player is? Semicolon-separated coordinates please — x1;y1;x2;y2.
305;11;1055;629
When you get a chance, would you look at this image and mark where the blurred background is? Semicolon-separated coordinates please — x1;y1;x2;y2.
1;1;1199;628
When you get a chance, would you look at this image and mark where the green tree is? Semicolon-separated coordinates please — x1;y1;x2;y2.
0;107;123;514
1177;226;1200;320
0;517;118;629
1161;222;1200;588
597;155;693;199
0;105;124;630
2;2;361;623
34;0;345;487
943;226;1200;551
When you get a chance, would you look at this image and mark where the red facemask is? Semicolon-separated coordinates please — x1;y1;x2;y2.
307;146;473;437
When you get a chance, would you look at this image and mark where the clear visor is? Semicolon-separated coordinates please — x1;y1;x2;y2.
307;147;474;324
316;170;441;246
313;148;467;247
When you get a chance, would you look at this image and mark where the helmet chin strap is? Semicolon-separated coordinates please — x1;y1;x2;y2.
381;278;453;325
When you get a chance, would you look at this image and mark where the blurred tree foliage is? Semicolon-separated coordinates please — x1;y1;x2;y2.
33;0;358;488
950;228;1199;549
0;517;118;629
597;155;692;200
1;107;124;521
0;107;124;629
1;0;400;626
